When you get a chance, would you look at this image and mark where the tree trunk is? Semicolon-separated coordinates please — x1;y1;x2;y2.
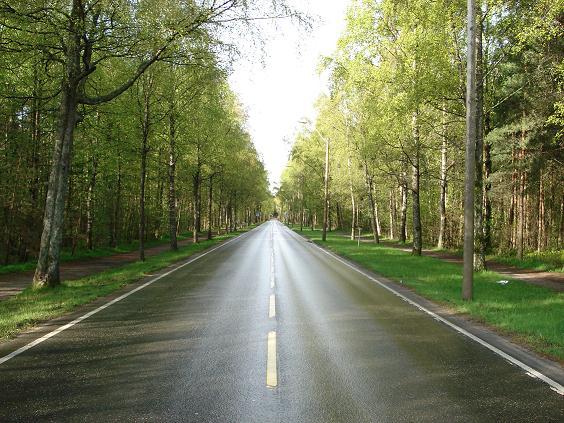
300;184;304;231
233;195;238;231
347;154;356;240
138;79;152;262
328;197;332;232
224;204;227;233
110;152;121;248
463;0;478;301
400;175;408;243
483;125;493;253
389;188;396;240
509;138;518;250
537;170;545;252
139;139;148;262
558;195;563;249
322;136;329;241
335;202;343;231
375;200;381;237
86;156;98;250
177;203;182;237
168;99;178;251
193;155;201;243
33;84;78;288
364;164;380;243
217;202;223;234
411;112;422;256
517;141;526;260
473;10;486;271
438;109;448;249
207;175;213;240
30;61;42;212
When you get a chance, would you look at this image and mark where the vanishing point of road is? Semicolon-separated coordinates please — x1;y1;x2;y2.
1;221;562;421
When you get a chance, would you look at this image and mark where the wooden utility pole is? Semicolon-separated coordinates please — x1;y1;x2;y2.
463;0;477;301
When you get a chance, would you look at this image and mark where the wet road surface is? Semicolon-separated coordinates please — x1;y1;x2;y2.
0;221;562;421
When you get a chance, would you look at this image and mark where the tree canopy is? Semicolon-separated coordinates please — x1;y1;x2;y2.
278;0;563;265
0;0;281;283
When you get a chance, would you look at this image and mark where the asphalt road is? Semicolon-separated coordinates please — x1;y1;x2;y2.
0;221;562;422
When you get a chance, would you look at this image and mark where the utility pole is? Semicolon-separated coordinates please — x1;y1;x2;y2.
463;0;477;301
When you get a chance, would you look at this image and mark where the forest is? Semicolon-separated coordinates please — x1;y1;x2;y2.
277;0;563;270
0;1;278;286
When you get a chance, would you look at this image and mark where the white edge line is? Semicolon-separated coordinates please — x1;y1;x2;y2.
284;226;564;396
0;229;256;366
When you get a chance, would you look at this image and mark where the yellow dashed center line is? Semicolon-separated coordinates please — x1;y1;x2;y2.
269;294;276;318
266;223;278;389
270;250;275;288
266;331;278;387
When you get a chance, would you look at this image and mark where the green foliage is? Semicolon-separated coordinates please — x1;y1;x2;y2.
279;0;563;261
0;10;272;265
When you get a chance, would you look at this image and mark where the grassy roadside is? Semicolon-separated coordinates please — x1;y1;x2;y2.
379;238;563;273
293;227;564;362
488;250;563;273
0;229;251;340
0;232;195;275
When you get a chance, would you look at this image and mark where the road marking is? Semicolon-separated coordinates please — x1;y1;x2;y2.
0;229;257;366
269;294;276;318
270;250;275;288
266;331;278;387
284;226;564;397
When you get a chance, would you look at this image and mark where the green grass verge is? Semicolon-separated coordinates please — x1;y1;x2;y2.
0;232;195;274
293;228;564;361
0;230;249;340
488;250;564;273
331;230;562;273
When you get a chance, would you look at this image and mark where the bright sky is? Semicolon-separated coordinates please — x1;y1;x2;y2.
229;1;350;192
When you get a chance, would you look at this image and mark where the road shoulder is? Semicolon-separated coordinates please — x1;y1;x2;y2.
289;228;564;394
0;228;256;359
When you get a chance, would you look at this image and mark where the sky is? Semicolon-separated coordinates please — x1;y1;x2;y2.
228;1;350;192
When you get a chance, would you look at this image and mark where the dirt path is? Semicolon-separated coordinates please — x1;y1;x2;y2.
385;241;564;292
332;233;563;292
0;238;195;300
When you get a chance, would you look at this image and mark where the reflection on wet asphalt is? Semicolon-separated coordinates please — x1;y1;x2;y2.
0;221;562;422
